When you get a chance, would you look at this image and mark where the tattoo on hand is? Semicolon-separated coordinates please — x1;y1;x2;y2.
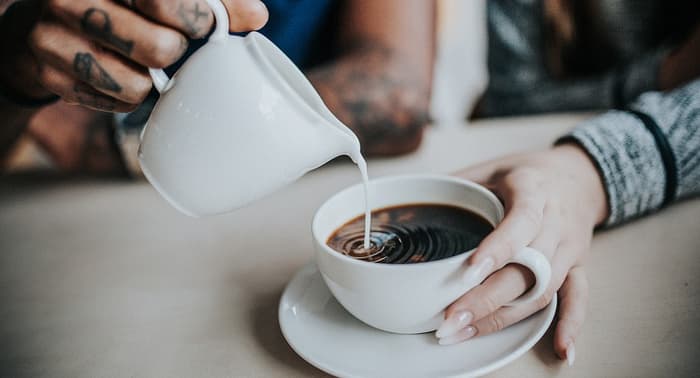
81;8;134;56
73;84;116;111
73;52;122;93
308;39;430;156
177;1;210;36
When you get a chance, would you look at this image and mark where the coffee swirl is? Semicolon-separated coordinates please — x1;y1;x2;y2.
327;204;493;264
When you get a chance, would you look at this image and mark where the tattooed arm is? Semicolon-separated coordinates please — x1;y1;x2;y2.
308;0;435;157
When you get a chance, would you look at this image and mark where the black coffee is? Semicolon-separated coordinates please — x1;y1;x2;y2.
327;203;494;264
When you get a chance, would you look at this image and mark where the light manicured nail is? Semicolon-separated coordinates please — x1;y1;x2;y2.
463;257;495;287
438;326;477;345
435;311;473;338
566;342;576;367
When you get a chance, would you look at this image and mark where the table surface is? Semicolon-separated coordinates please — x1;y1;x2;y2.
1;114;699;377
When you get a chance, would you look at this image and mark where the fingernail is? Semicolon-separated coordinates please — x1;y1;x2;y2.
463;257;495;287
566;342;576;367
435;311;473;338
438;326;477;346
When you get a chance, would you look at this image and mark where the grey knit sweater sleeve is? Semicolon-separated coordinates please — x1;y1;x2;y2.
562;78;700;226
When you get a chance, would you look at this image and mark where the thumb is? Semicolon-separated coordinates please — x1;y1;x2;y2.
222;0;269;32
554;266;589;366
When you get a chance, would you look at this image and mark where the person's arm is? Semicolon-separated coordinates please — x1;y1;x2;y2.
436;59;700;365
307;0;435;157
560;77;700;226
436;78;700;361
478;1;700;117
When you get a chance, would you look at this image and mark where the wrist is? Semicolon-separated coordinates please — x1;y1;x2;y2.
553;143;610;226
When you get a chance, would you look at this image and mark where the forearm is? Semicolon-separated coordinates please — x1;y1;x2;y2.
559;78;700;226
308;0;435;157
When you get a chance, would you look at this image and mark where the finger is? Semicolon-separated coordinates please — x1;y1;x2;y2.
437;264;533;340
440;291;550;345
29;21;152;103
439;241;575;345
46;0;189;67
36;63;137;112
554;266;588;366
134;0;268;37
222;0;269;31
441;278;557;346
133;0;213;39
464;170;546;285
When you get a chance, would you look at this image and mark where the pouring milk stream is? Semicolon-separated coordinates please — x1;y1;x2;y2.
138;0;372;248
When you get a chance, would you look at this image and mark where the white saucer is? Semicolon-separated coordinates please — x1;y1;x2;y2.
279;263;556;378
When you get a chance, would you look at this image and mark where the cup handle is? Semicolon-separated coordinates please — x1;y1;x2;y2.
148;0;230;93
502;247;552;307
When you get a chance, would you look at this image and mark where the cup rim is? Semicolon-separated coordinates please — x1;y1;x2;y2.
312;174;504;270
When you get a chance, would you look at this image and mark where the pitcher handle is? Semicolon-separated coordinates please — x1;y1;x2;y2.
148;0;229;93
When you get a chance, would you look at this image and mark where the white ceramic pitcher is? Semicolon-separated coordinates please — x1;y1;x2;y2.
139;0;362;217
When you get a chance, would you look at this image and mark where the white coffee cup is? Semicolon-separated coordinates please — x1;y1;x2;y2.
313;175;551;334
139;0;360;217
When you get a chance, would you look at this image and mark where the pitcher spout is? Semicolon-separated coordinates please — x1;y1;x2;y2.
245;31;362;159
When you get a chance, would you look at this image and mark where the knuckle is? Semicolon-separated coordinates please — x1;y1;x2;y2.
480;293;500;315
487;313;505;333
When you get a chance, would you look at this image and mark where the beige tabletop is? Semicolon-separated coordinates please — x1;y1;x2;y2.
1;114;699;377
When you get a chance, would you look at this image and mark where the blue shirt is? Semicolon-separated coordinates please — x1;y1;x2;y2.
259;0;337;67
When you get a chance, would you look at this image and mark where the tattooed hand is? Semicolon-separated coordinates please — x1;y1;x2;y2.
0;0;268;112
